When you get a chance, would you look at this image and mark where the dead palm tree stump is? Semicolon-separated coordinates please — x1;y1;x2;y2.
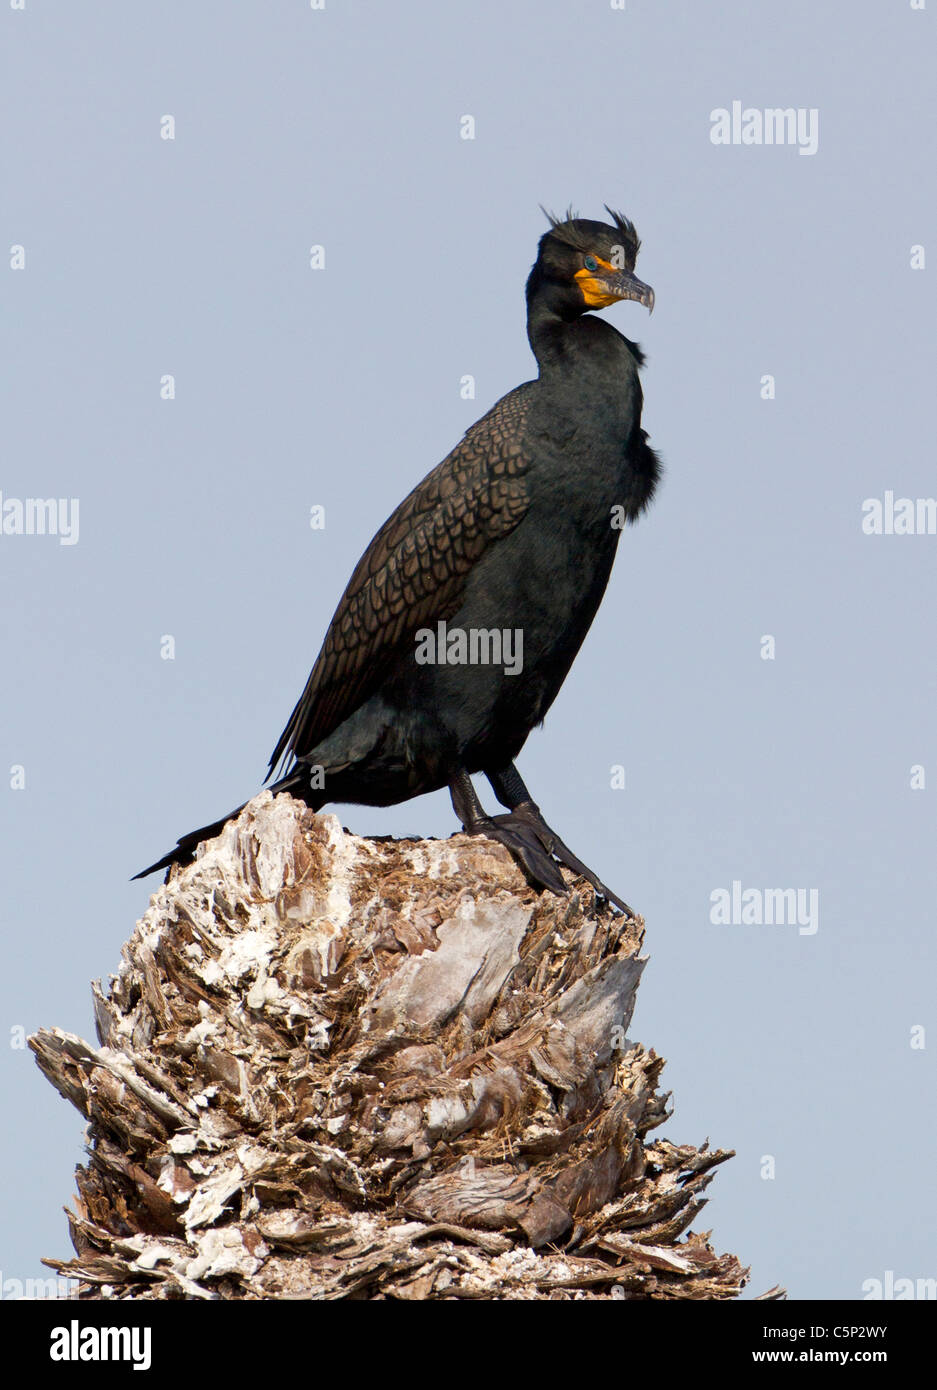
30;791;764;1300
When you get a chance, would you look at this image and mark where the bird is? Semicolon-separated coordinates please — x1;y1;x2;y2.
134;207;661;912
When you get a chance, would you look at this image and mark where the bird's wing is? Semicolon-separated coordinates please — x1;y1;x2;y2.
267;384;534;775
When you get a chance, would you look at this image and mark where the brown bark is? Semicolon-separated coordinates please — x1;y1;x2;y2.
30;792;781;1300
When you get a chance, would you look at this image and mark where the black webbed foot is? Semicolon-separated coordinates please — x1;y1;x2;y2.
466;811;569;897
496;801;634;916
450;768;633;915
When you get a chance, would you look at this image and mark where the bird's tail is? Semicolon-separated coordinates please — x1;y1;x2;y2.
131;770;309;880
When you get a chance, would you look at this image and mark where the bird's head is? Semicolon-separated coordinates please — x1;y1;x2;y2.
529;205;654;319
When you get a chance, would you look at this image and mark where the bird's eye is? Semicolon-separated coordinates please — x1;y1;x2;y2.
584;255;598;272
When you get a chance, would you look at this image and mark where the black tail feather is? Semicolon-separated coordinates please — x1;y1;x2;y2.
130;804;248;880
131;772;308;881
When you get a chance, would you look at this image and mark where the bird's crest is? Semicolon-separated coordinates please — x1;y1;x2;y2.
540;204;641;261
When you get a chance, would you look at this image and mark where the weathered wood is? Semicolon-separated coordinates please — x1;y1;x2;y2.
30;791;767;1300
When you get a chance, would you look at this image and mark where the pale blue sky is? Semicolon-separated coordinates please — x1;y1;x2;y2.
2;0;934;1300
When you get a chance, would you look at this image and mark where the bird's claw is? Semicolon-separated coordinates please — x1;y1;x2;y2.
468;813;568;897
471;804;634;917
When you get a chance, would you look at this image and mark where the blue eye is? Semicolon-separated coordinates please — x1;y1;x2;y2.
584;255;598;272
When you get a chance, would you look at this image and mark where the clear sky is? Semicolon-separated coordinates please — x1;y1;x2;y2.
2;0;934;1301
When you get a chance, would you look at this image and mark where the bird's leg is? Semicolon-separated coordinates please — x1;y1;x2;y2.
448;768;567;896
486;763;634;916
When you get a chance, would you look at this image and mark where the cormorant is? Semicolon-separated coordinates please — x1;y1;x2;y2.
135;207;660;911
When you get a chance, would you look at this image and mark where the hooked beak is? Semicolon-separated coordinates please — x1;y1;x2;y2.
605;268;655;313
575;265;655;314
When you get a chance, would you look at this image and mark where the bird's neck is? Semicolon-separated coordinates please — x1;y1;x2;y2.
525;271;634;383
527;300;632;391
525;276;579;369
527;304;572;368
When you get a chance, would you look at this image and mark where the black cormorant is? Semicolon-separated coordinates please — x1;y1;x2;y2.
135;208;661;911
